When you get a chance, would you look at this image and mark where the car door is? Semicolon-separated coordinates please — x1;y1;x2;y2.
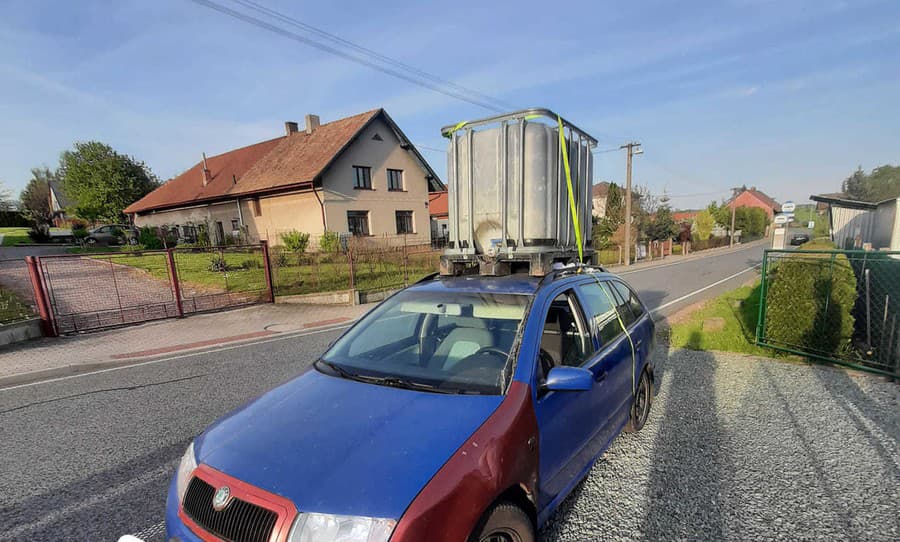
609;280;654;406
532;288;599;509
573;280;635;447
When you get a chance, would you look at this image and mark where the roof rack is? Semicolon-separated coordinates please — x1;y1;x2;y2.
538;263;609;286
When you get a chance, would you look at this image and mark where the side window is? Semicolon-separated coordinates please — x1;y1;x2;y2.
538;291;593;382
611;281;644;325
576;282;624;348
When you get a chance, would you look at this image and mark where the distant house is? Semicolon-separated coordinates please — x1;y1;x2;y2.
124;109;443;247
428;190;449;243
592;182;610;218
728;187;781;218
810;193;900;250
672;210;698;223
48;181;74;227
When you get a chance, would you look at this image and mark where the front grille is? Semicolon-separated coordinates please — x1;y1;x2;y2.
182;476;278;542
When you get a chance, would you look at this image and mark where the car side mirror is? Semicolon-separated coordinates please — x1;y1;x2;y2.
543;366;593;392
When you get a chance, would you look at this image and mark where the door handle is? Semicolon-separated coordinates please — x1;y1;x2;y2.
594;371;608;383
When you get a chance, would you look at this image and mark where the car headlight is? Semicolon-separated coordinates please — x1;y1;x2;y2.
175;441;198;505
287;512;395;542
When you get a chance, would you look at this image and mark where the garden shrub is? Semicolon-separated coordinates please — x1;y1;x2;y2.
280;230;310;254
319;231;342;253
71;219;89;246
208;253;229;272
765;253;857;356
138;227;163;249
27;224;51;243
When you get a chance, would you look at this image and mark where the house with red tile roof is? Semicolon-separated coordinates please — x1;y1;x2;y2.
125;109;442;246
727;187;781;218
428;191;449;242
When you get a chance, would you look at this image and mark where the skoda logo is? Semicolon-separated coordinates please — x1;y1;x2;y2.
212;486;232;511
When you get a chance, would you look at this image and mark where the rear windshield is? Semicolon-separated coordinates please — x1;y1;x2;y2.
321;290;531;394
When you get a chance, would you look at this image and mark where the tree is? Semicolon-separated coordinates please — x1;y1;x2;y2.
58;141;159;223
694;209;715;241
19;168;55;226
842;164;899;202
647;205;678;241
707;200;731;227
592;182;624;248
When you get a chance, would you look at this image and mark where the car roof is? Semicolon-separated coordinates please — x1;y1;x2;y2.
407;270;617;296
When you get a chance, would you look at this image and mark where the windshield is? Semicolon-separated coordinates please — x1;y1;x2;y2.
321;289;531;394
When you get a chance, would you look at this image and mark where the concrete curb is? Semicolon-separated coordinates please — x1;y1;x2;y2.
605;238;768;273
0;318;42;346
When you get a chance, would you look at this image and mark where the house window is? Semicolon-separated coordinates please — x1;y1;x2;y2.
387;169;404;191
251;197;262;217
231;219;240;232
348;211;370;236
396;211;414;234
353;166;372;189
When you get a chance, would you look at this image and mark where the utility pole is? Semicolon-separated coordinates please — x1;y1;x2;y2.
729;187;741;247
620;142;642;266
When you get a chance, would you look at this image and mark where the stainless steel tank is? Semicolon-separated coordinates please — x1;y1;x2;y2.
440;108;597;275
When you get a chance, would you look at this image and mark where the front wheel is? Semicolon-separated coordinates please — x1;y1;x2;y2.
625;369;652;433
470;501;534;542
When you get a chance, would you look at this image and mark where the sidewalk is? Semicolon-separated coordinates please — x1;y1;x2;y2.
0;302;372;387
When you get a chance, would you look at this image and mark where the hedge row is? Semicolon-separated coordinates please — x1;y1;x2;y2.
765;253;857;356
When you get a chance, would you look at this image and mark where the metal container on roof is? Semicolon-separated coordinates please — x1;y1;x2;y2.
439;108;597;276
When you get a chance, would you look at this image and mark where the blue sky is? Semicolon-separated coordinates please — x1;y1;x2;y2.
1;0;898;209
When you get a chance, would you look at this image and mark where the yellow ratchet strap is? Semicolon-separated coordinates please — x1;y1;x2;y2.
442;120;468;138
595;275;637;395
557;115;584;263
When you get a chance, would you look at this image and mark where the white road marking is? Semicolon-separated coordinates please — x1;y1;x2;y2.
618;242;763;275
1;461;176;541
0;322;354;392
650;264;760;314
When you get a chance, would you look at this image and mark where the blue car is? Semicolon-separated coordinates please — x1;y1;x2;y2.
158;268;655;542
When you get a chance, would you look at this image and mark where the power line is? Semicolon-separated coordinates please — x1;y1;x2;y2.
230;0;517;112
186;0;508;112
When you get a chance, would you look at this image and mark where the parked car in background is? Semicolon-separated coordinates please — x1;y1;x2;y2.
790;232;810;245
86;224;136;246
146;267;656;542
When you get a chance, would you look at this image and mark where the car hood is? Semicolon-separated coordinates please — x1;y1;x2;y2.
195;368;504;519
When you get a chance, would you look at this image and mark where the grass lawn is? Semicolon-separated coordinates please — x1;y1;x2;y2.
0;287;32;323
668;281;772;355
102;250;269;294
0;227;31;247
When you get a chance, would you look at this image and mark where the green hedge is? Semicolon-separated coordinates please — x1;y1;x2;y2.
765;253;857;356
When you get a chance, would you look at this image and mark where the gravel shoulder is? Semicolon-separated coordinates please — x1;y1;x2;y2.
542;346;900;541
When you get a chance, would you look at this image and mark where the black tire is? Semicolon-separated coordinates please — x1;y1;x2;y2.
469;501;534;542
625;369;652;433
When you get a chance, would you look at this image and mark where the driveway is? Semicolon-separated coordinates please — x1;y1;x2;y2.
542;346;899;541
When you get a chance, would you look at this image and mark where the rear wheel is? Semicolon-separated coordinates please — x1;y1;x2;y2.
470;501;534;542
625;369;652;433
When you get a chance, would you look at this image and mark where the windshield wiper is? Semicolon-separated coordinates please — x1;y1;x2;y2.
314;359;360;380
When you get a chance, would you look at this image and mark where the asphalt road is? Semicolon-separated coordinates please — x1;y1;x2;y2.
0;242;769;541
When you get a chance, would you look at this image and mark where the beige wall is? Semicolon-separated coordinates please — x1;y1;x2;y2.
321;116;431;246
134;201;242;243
243;192;325;245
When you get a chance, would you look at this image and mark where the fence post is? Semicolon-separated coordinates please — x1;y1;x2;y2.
260;240;275;303
25;256;57;337
347;247;355;290
755;250;769;344
403;235;409;286
166;249;184;317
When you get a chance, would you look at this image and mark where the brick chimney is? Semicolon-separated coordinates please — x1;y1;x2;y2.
201;152;211;187
305;114;320;135
284;121;298;136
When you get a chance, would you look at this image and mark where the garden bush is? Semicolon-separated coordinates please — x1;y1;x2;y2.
765;253;857;356
319;231;342;253
280;230;310;255
138;226;163;249
71;219;89;246
27;224;51;243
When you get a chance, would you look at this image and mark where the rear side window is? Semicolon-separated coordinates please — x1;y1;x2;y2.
610;281;644;325
575;283;623;348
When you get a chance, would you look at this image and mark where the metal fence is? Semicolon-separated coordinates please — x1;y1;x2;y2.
31;244;272;334
756;249;900;376
271;241;441;297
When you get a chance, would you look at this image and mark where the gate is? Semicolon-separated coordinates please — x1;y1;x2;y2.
755;249;900;377
32;243;272;334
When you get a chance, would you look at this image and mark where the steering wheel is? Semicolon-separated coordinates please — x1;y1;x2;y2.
473;346;509;359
